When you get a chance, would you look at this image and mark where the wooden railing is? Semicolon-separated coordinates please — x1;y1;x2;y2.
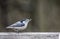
0;32;59;39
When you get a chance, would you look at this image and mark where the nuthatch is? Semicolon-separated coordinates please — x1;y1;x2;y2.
6;18;32;32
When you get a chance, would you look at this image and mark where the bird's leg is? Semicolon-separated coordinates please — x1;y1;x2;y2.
16;30;19;35
15;30;20;39
14;29;19;33
14;29;19;35
17;30;19;33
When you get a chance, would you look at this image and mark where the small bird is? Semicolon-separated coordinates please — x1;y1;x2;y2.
6;18;32;32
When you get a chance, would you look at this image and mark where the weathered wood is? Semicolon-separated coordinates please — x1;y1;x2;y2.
0;32;59;39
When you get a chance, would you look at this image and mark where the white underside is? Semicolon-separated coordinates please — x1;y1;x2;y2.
7;25;27;31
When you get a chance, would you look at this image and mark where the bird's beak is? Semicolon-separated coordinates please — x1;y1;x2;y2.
27;17;32;21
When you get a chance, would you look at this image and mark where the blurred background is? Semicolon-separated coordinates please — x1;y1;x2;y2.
0;0;60;32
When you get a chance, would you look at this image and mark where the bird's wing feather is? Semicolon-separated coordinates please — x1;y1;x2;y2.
7;21;25;27
12;23;25;27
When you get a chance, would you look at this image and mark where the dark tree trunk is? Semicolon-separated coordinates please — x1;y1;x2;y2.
0;0;8;31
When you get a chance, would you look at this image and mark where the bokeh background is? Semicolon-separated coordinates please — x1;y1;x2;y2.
0;0;60;32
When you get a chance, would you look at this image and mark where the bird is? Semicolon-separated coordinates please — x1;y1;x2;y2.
6;18;32;32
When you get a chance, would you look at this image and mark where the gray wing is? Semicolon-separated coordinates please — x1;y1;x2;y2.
12;23;25;27
7;21;25;28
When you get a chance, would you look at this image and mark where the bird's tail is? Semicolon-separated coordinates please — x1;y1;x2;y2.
6;26;10;28
6;26;13;29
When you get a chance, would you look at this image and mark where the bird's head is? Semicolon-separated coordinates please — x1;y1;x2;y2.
20;18;32;23
25;18;32;22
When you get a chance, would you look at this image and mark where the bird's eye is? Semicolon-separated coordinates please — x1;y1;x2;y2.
21;20;23;22
21;20;25;22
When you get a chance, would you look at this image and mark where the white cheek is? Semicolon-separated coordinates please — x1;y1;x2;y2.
23;21;25;23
